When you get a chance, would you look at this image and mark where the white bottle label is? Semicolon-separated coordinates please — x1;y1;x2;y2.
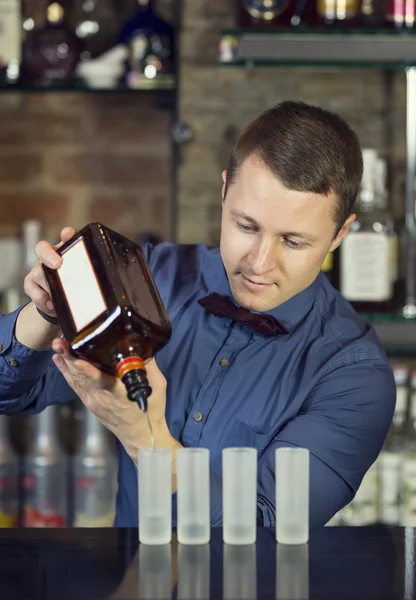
57;238;107;332
0;0;21;64
341;233;392;301
379;451;401;525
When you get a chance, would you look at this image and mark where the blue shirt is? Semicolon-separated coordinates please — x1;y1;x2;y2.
0;243;396;527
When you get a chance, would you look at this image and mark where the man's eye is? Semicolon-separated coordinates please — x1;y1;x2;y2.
284;237;303;249
237;222;257;233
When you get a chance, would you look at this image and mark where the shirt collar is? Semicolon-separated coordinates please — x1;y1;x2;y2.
204;247;320;332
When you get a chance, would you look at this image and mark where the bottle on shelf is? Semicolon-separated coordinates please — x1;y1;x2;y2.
23;0;83;87
68;0;121;59
338;459;380;526
385;0;416;29
375;157;400;303
42;222;172;413
3;219;42;314
72;407;117;527
0;0;21;87
400;371;416;526
22;405;68;527
0;416;19;527
235;0;302;27
339;149;398;314
379;364;409;526
359;0;385;27
119;0;175;90
315;0;361;27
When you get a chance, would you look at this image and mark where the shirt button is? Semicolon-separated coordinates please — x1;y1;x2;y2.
0;344;3;353
8;358;19;368
193;412;204;422
219;358;230;368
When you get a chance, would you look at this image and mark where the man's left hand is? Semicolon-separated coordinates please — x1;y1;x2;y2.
51;338;180;465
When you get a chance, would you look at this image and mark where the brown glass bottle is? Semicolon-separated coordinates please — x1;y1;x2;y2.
42;222;172;412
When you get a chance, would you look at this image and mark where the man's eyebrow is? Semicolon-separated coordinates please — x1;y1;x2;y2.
229;209;318;242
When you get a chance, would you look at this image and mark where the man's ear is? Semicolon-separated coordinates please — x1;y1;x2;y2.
329;214;356;252
221;170;227;201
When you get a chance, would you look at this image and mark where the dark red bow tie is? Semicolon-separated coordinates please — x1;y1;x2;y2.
198;293;288;336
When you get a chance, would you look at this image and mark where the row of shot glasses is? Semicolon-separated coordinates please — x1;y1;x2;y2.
138;445;310;546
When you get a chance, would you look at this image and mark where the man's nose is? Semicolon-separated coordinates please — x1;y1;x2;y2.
248;237;278;275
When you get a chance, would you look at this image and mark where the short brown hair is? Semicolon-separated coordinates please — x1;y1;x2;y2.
224;101;363;235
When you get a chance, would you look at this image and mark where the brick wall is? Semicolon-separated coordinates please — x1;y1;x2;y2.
0;0;175;244
177;0;408;245
0;92;173;243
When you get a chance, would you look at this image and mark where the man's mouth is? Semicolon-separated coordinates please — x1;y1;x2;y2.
240;273;273;288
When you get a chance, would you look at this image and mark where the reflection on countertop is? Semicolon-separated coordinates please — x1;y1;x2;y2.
0;526;407;599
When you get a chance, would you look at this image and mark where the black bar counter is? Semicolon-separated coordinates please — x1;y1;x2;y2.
0;526;411;599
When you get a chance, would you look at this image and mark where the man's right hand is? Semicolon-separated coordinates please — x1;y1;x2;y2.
23;226;75;320
14;226;76;350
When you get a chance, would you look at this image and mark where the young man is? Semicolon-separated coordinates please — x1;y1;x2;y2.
0;101;395;528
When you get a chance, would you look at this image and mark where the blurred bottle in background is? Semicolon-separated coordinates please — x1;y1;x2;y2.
386;0;416;29
23;0;83;87
68;0;121;59
119;0;175;89
379;364;409;525
400;371;416;526
235;0;300;27
72;407;117;527
2;219;42;314
22;405;68;527
0;0;21;87
316;0;361;27
339;149;397;314
0;416;19;527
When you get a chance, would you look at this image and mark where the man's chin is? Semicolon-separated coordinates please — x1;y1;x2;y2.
231;284;280;313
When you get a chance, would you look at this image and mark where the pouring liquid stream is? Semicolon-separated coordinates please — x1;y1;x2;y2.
145;411;155;450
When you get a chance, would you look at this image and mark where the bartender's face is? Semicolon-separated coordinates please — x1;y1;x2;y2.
220;156;355;313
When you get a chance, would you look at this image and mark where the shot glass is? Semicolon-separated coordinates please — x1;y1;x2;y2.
222;447;257;545
275;447;309;545
177;447;210;545
138;448;172;545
